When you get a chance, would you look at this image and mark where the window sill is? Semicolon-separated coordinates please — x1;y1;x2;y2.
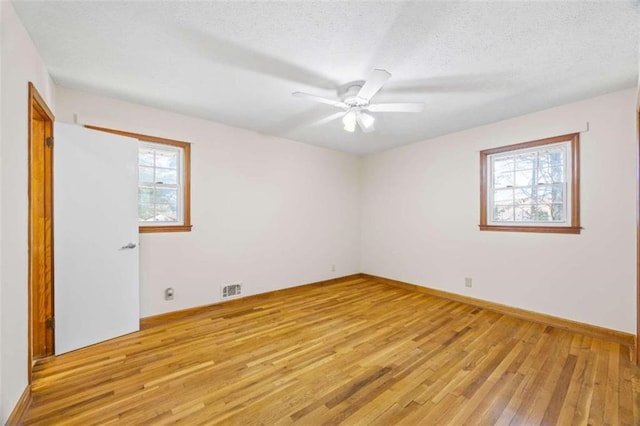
479;225;581;234
139;225;193;234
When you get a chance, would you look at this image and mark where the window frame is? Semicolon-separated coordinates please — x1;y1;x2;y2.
85;125;192;233
479;133;580;234
487;141;572;227
138;141;185;228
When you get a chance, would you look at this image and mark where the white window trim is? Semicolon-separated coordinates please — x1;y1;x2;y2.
486;141;572;227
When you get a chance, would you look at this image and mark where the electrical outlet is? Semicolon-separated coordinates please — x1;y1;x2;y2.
331;264;336;272
464;278;472;288
165;287;174;300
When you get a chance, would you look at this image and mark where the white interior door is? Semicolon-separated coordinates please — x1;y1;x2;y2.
54;123;140;355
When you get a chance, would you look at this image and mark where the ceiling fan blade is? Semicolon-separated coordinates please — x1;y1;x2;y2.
292;92;348;109
356;112;375;133
311;111;345;126
366;102;424;112
356;69;391;103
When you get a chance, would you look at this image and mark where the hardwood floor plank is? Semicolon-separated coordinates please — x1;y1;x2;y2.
22;275;640;425
520;330;573;424
541;353;578;424
555;335;591;425
618;345;635;425
572;351;599;425
588;339;611;425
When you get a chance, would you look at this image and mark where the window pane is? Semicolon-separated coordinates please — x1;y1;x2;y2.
155;188;178;205
550;203;564;221
537;165;564;184
536;203;564;222
139;203;155;221
538;149;563;167
139;149;154;166
155;168;177;185
493;157;514;174
493;205;514;222
515;169;535;187
138;187;154;204
515;205;535;221
494;172;513;188
493;188;513;205
139;166;154;183
154;204;178;222
155;150;178;169
515;153;535;170
514;188;533;205
535;185;564;204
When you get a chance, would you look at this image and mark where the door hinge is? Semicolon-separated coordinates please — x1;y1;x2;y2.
45;317;55;329
45;136;54;148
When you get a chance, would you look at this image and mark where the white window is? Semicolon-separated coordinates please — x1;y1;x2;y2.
138;142;184;226
480;133;580;234
489;142;570;224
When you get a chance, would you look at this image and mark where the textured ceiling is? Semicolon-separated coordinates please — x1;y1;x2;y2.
12;1;639;155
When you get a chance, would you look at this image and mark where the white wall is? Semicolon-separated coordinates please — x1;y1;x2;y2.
361;88;637;333
55;87;361;318
0;0;4;416
637;44;639;108
0;2;55;422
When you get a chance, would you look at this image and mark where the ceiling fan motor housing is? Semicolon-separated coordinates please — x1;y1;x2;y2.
338;81;367;106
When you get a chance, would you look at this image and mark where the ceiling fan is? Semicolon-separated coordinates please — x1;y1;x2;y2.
292;69;424;133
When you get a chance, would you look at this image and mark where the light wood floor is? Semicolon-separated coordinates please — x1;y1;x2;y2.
24;276;640;425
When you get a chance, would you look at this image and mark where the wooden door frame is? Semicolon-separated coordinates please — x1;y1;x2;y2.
637;108;640;366
28;82;55;382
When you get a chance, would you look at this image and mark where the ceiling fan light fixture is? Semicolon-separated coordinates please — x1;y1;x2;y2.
358;112;375;129
342;110;357;133
293;68;422;134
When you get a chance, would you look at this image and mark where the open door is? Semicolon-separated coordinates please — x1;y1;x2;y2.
28;83;55;375
54;123;140;354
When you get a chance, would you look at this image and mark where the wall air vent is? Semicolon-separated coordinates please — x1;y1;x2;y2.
221;283;242;300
